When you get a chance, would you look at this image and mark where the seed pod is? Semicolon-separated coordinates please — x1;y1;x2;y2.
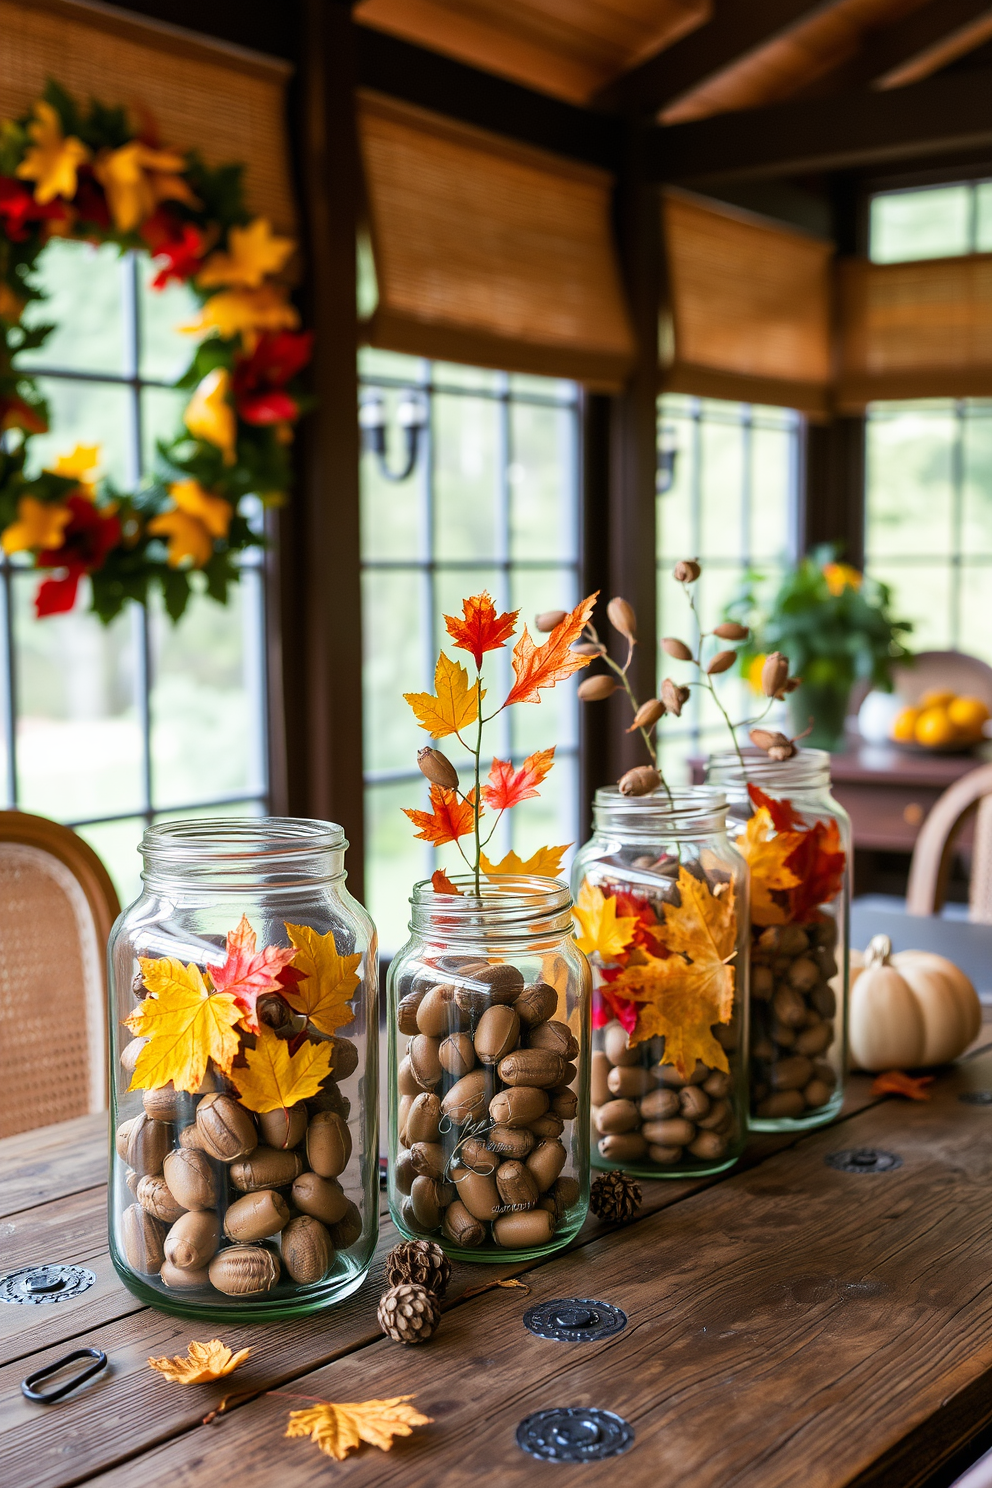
142;1086;180;1122
126;1113;171;1177
256;992;295;1031
439;1032;476;1077
125;1167;139;1195
115;1117;136;1161
459;1137;499;1174
229;1146;304;1193
761;651;790;698
441;1069;491;1126
397;986;429;1036
529;1112;565;1139
571;641;604;656
408;1034;443;1089
121;1203;166;1274
443;1199;485;1247
662;637;693;661
697;1097;733;1132
751;726;795;758
400;1197;434;1236
770;1055;815;1092
487;1124;535;1158
788;956;821;992
577;675;618;701
497;1048;565;1089
398;1094;413;1148
163;1148;216;1210
608;1065;653;1100
591;1050;611;1106
489;1085;549;1128
603;1022;639;1066
450;1163;500;1222
639;1086;680;1120
661;678;690;716
397;1055;428;1096
794;1021;833;1057
673;559;701;582
627;698;665;732
257;1103;308;1150
493;1209;554;1248
535;608;567;633
406;1091;443;1145
707;649;737;675
714;621;749;640
598;1132;647;1162
550;1086;579;1120
474;1005;521;1065
179;1123;207;1151
395;1150;416;1194
326;1037;359;1081
281;1214;334;1284
526;1138;567;1192
410;1174;450;1230
456;962;525;1013
607;597;637;640
329;1199;363;1250
224;1189;291;1242
137;1174;186;1225
307;1110;352;1178
703;1069;732;1099
120;1038;145;1077
496;1159;539;1210
165;1210;221;1270
647;1143;683;1163
679;1085;711;1121
410;1141;447;1179
528;1019;579;1061
196;1094;258;1161
643;1116;696;1146
160;1260;211;1289
308;1078;350;1119
417;745;459;789
209;1245;280;1295
689;1130;728;1161
595;1098;640;1135
416;984;465;1036
292;1171;350;1226
619;765;661;797
804;1078;833;1108
514;982;558;1027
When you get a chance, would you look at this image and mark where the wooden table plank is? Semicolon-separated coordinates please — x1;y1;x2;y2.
77;1052;992;1488
0;1113;106;1219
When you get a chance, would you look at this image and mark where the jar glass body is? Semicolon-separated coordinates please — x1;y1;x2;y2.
706;750;851;1131
572;789;750;1180
107;818;378;1321
386;875;590;1262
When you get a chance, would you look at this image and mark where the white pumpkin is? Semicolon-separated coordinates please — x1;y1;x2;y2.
849;936;982;1071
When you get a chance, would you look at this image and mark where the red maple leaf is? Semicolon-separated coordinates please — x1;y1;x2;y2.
444;592;518;669
482;747;555;810
612;888;668;955
0;175;66;241
431;868;462;894
594;973;639;1034
209;914;300;1033
232;331;313;425
141;214;207;289
403;785;478;846
748;782;806;833
785;817;846;923
35;495;122;617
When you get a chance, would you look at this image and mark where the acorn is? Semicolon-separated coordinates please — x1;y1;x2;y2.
607;597;636;640
618;765;661;797
673;559;700;582
760;651;790;698
417;747;459;790
577;675;618;701
627;698;665;732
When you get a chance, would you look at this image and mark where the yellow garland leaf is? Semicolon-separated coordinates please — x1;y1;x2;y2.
481;844;569;878
230;1024;333;1113
15;100;90;203
735;808;802;927
93;141;197;233
282;922;361;1036
182;285;299;347
170;479;233;537
125;959;242;1093
285;1395;433;1462
147;508;213;568
184;367;237;465
47;444;100;488
148;1339;251;1384
1;496;71;554
404;652;483;739
198;218;296;289
572;879;638;961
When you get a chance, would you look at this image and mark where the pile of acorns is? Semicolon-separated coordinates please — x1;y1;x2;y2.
394;958;581;1250
749;913;839;1119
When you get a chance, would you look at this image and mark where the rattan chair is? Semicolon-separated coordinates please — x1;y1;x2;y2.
0;811;120;1137
906;762;992;924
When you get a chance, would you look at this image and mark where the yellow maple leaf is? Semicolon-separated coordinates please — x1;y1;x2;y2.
16;100;90;203
1;496;71;554
184;367;237;465
93;141;197;233
285;1396;433;1462
198;218;296;289
480;844;569;878
148;1339;251;1384
404;652;483;739
47;444;100;489
230;1025;333;1113
572;879;638;962
615;867;737;1077
170;479;233;537
147;508;213;567
735;808;802;926
125;958;242;1093
182;284;300;348
282;922;361;1036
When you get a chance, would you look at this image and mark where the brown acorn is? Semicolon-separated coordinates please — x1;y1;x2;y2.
661;679;690;716
673;559;701;582
750;727;796;760
627;698;665;732
662;637;693;661
706;650;737;675
577;675;618;702
418;747;459;789
618;765;661;797
760;651;790;698
377;1282;440;1344
535;609;567;633
607;597;636;641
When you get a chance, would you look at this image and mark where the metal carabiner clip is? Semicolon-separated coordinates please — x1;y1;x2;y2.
21;1348;108;1403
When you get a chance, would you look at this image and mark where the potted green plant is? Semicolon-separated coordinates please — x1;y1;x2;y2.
728;546;913;751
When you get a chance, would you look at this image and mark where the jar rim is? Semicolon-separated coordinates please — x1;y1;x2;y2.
141;816;346;861
705;747;831;789
592;785;728;839
409;873;573;941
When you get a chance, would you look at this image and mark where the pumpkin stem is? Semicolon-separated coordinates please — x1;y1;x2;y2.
865;934;892;969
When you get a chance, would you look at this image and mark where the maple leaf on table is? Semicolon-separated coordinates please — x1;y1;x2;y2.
147;1339;251;1384
404;652;484;739
482;747;555;810
573;880;639;962
282;923;361;1035
208;914;299;1034
503;592;597;706
431;868;462;894
480;844;569;878
735;808;803;927
230;1024;333;1113
444;591;518;668
285;1395;433;1462
404;784;478;846
871;1070;934;1101
126;959;242;1093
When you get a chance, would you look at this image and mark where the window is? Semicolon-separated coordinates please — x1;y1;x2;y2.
655;394;802;780
865;182;992;661
2;239;269;902
359;349;582;953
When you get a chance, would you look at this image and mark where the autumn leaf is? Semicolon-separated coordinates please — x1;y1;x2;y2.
482;748;555;811
480;844;569;878
148;1339;251;1384
444;591;518;668
47;445;101;488
786;817;846;924
16;100;90;203
404;652;483;739
431;868;462;894
735;809;803;927
182;285;300;346
404;784;478;846
1;496;71;555
94;141;196;233
285;1396;433;1462
573;880;638;962
126;959;242;1093
282;923;361;1035
184;367;237;465
209;915;300;1034
198;218;296;290
504;592;597;706
871;1070;934;1101
230;1024;333;1113
748;782;805;834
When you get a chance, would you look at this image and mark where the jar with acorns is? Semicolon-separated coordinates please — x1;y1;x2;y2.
706;747;850;1130
572;787;750;1178
108;818;378;1319
387;876;590;1260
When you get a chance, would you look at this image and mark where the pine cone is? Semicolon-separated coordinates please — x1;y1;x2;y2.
384;1238;451;1298
377;1282;440;1344
590;1169;642;1224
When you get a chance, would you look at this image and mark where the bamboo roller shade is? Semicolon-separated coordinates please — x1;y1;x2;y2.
661;189;833;416
357;92;637;389
0;0;296;233
835;254;992;410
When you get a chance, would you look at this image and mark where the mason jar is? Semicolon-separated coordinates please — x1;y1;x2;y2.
572;788;749;1179
108;818;378;1320
386;875;590;1261
706;749;851;1131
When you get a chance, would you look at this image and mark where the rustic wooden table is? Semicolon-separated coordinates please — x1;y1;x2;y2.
5;1037;992;1488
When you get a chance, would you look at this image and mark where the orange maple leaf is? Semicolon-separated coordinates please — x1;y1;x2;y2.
871;1070;934;1101
404;784;478;845
504;592;597;706
431;868;462;894
735;808;803;926
444;592;518;669
482;747;555;810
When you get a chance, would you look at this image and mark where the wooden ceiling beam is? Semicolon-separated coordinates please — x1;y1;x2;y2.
648;65;992;181
801;0;992;96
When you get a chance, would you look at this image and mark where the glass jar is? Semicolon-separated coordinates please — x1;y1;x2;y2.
706;749;851;1131
572;788;749;1180
107;818;378;1320
386;875;590;1261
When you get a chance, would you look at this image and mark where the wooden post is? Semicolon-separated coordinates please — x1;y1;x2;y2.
579;391;612;838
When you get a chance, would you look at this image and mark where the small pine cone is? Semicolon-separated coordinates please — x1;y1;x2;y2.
377;1282;440;1345
384;1238;451;1298
590;1169;643;1225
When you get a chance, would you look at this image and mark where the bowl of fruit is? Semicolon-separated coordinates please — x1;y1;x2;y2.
891;688;992;753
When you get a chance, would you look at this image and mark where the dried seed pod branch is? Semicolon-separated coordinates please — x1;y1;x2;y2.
670;558;753;773
575;597;672;801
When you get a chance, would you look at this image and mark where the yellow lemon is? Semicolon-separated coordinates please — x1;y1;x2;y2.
947;695;990;737
919;688;956;710
891;707;920;743
915;706;956;748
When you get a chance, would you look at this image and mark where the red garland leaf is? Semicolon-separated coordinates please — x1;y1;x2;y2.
482;747;554;810
444;592;518;670
747;782;806;834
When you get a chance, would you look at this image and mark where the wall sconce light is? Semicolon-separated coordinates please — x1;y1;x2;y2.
359;389;428;482
656;425;679;495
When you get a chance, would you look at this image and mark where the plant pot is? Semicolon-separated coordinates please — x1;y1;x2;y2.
788;682;852;752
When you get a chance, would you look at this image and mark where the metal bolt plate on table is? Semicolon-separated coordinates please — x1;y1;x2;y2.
0;1265;96;1305
959;1091;992;1105
523;1297;627;1342
516;1407;634;1462
825;1149;902;1174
